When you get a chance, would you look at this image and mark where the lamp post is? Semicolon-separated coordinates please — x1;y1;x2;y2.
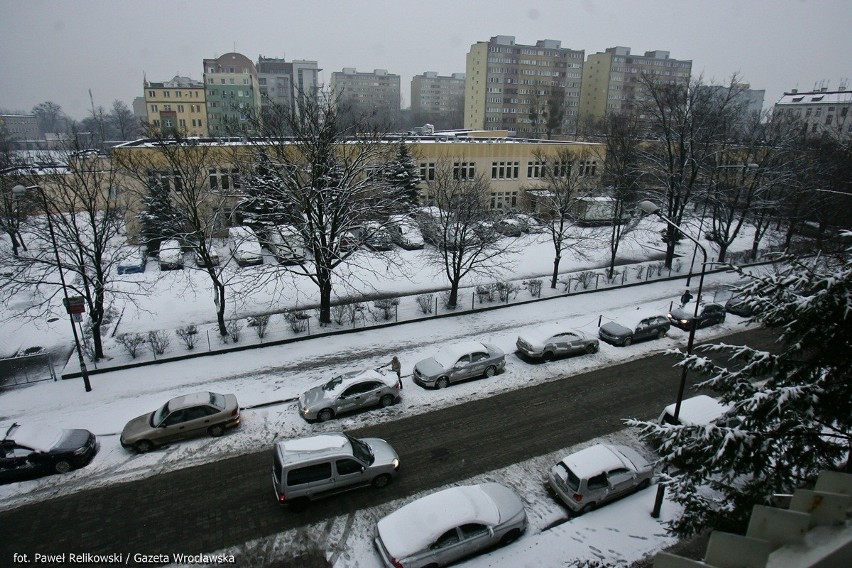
13;185;92;392
639;200;706;518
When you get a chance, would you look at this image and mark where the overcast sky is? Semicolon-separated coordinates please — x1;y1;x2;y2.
1;0;850;120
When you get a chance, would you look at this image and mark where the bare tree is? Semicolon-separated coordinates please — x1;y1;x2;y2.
236;90;403;324
704;109;801;262
31;101;67;137
1;128;28;257
420;160;515;307
638;74;746;267
114;131;244;337
524;147;599;288
1;139;141;360
600;114;643;278
109;100;141;141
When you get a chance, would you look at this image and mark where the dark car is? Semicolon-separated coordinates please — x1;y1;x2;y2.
667;302;727;331
598;312;670;347
725;294;757;317
1;423;99;484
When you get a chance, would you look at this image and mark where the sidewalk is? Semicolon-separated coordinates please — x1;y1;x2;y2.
60;252;773;379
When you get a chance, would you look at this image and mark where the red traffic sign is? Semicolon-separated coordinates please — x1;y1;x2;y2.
63;296;86;314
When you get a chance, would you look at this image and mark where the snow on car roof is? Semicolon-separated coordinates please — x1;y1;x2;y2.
559;444;626;479
433;341;488;367
660;395;731;426
518;323;579;345
168;391;216;410
323;369;392;392
377;484;500;558
5;424;64;452
279;433;349;454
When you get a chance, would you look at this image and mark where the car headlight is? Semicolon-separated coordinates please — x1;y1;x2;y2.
392;458;400;469
680;319;689;325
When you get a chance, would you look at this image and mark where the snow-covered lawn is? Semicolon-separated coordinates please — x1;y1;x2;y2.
0;217;780;566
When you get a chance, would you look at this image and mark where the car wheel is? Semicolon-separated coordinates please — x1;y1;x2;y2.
208;424;225;437
318;408;335;422
54;460;72;474
657;329;666;339
542;351;554;362
135;440;153;454
580;502;597;514
639;478;651;490
500;528;522;546
484;365;497;378
586;343;598;354
435;377;449;389
372;474;392;489
623;337;633;347
380;394;395;408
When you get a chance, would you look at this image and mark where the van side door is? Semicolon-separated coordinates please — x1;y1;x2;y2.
333;457;367;490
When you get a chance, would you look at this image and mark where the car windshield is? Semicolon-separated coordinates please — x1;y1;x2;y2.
151;402;170;427
433;348;461;368
557;462;581;491
346;434;374;465
322;376;344;391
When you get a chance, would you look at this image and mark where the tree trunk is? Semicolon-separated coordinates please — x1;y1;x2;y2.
447;280;460;309
318;279;333;324
91;322;104;360
717;243;728;263
215;283;227;336
550;254;561;289
664;228;676;269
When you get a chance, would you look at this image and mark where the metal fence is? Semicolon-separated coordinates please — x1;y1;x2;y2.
0;351;57;389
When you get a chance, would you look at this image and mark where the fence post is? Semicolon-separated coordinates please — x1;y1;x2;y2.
622;271;626;285
207;330;211;351
595;274;601;289
395;304;398;322
435;296;438;316
307;319;310;335
598;314;602;327
472;292;475;310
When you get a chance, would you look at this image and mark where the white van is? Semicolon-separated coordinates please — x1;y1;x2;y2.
266;225;307;264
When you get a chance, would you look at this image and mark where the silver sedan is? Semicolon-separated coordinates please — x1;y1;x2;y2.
516;324;599;360
413;341;505;389
298;369;402;422
375;482;527;568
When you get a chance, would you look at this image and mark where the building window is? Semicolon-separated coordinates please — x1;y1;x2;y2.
163;105;171;111
179;119;186;127
552;160;571;178
148;90;155;97
579;160;597;176
177;105;184;113
150;104;158;113
163;91;170;98
163;119;173;128
490;161;519;179
419;162;436;181
527;161;547;178
208;168;240;191
148;170;183;193
453;161;475;180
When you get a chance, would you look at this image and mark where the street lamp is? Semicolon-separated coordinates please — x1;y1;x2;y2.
13;184;92;392
639;200;706;518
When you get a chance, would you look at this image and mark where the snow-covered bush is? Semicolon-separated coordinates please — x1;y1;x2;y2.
147;330;170;355
415;293;434;314
285;310;310;333
524;279;543;297
226;320;242;342
371;298;399;321
175;325;198;350
117;333;145;358
248;315;270;338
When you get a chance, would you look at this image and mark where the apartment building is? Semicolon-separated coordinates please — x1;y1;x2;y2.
203;52;262;135
411;72;466;127
774;87;852;138
143;76;208;136
256;56;321;117
579;46;692;123
464;35;585;138
0;114;39;145
330;68;401;122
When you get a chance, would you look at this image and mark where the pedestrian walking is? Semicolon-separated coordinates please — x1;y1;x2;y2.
680;289;693;307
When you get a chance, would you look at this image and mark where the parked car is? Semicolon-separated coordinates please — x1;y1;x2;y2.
413;341;505;389
658;395;733;426
298;369;402;422
362;221;394;251
158;239;184;270
338;231;359;253
266;224;307;264
375;482;527;568
388;215;425;250
667;302;726;331
194;243;220;267
117;246;146;274
516;324;599;361
515;213;547;234
228;226;263;266
598;311;670;346
1;423;99;484
494;216;524;237
271;432;400;509
725;293;757;317
120;391;240;453
547;443;653;514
